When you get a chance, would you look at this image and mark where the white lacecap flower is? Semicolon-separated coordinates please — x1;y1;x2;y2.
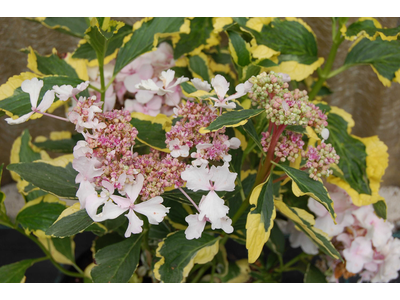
5;78;55;125
209;75;252;109
168;138;189;158
52;81;90;101
135;69;188;96
181;164;236;239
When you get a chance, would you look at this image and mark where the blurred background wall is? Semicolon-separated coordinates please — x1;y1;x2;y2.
0;17;399;187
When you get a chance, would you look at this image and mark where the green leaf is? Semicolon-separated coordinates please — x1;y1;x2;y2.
0;164;13;228
30;17;89;38
114;17;185;75
129;116;169;152
46;208;94;237
91;233;143;283
246;177;276;263
327;113;370;195
227;30;252;67
266;223;285;256
154;231;219;283
373;200;387;220
304;263;327;283
242;120;264;152
274;200;341;260
162;198;192;229
344;37;400;86
285;125;307;134
148;220;172;240
52;237;75;263
202;109;264;133
344;18;400;41
0;259;37;283
92;232;125;254
238;64;261;82
23;48;79;78
188;55;211;82
16;195;67;233
272;162;336;222
173;17;214;59
7;161;78;199
0;75;88;119
220;259;250;283
33;133;83;153
235;17;323;81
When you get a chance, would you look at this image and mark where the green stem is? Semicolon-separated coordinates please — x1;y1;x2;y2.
210;260;216;283
191;264;211;283
104;74;117;91
99;63;106;106
327;65;349;79
88;84;102;93
308;21;344;101
278;252;309;272
15;227;85;279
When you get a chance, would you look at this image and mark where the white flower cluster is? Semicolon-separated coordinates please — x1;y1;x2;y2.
277;182;400;283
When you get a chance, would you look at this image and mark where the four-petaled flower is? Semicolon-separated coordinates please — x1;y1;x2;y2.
209;75;252;109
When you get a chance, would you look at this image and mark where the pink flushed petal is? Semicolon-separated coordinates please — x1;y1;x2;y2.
73;156;103;183
133;196;169;225
213;101;236;109
124;209;144;237
146;96;163;110
137;64;154;80
343;236;373;273
124;74;142;93
110;195;131;209
307;198;328;218
185;214;207;240
164;90;181;106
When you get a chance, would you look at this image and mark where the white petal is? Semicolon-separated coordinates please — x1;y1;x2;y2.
136;78;161;93
133;196;169;225
191;78;211;92
228;137;241;149
21;78;43;108
52;85;74;101
321;128;329;141
5;112;33;125
214;100;236;109
198;191;229;226
73;141;92;158
76;180;96;209
124;209;144;237
219;216;234;234
276;72;291;83
124;174;144;203
210;164;237;192
181;164;213;191
160;69;175;88
185;214;206;240
196;143;213;150
211;75;229;100
136;90;156;104
36;90;55;112
224;80;252;101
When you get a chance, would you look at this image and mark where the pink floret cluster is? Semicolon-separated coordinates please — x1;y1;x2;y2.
133;149;187;200
302;143;340;180
261;130;305;163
